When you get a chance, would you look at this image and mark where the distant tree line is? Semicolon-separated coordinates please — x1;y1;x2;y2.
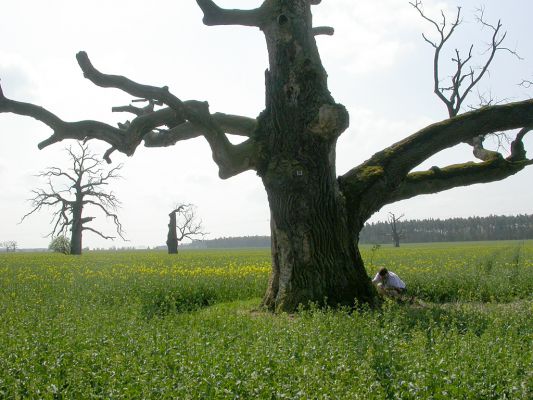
359;214;533;244
183;215;533;249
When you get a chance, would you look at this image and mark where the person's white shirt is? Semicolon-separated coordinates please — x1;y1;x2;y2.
372;271;406;289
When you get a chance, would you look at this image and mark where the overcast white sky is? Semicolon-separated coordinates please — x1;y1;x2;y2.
1;0;532;249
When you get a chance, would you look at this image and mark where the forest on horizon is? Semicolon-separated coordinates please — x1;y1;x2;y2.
181;214;533;248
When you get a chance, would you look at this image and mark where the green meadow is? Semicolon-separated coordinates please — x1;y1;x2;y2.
0;242;532;399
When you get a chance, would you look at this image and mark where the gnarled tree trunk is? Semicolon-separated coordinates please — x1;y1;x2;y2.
262;165;375;311
256;1;375;311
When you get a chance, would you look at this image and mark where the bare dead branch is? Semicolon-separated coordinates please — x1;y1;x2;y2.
38;167;77;185
196;0;266;27
411;1;462;116
411;1;526;166
82;226;115;240
112;104;147;116
313;26;334;36
81;163;123;190
112;98;163;117
2;52;259;175
83;199;126;240
76;51;259;177
412;1;521;121
519;79;533;89
0;86;129;153
103;147;116;164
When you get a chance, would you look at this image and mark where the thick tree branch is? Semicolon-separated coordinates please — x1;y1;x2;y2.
144;122;203;147
313;26;334;36
0;91;130;152
385;158;533;205
76;51;259;177
509;127;532;161
80;216;96;224
195;0;266;27
339;100;533;222
1;52;259;176
144;112;256;147
342;99;533;184
211;113;257;136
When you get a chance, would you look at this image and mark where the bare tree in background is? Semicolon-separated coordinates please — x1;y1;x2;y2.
411;1;523;160
387;213;404;248
2;1;533;311
21;143;125;255
166;203;206;254
1;241;18;252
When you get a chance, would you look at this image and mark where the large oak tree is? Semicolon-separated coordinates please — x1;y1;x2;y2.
1;0;532;311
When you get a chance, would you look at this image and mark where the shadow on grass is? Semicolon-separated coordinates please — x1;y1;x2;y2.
141;287;219;318
393;302;490;336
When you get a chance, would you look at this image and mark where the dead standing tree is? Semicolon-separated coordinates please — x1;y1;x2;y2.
20;143;125;255
166;203;206;254
387;213;404;248
1;1;533;311
0;241;18;252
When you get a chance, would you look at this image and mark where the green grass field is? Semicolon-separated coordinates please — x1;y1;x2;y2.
0;242;532;399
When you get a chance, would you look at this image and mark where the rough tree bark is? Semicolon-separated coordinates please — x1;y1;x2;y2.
255;2;374;309
1;0;533;311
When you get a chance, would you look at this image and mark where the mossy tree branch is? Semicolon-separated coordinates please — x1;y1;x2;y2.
339;100;533;224
385;157;533;205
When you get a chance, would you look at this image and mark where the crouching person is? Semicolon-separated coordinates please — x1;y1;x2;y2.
372;267;406;298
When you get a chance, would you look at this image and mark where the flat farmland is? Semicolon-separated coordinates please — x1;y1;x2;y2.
0;242;531;399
